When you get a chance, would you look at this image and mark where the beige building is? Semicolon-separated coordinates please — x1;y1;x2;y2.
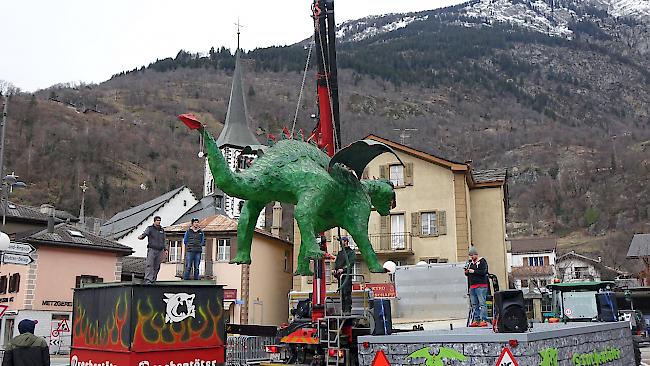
293;135;508;292
161;215;293;326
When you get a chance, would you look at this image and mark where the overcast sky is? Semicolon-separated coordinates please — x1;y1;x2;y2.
2;0;466;92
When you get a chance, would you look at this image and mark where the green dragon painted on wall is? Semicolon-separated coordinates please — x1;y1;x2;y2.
181;116;399;275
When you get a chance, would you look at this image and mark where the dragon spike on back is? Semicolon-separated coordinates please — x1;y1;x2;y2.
267;133;277;146
282;127;292;139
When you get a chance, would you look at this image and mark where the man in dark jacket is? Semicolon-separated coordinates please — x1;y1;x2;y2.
2;319;49;366
138;216;167;284
183;218;205;280
334;237;356;315
464;245;490;327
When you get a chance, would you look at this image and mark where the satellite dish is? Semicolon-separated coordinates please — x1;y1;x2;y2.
198;151;205;158
140;183;147;190
383;261;397;274
416;261;428;266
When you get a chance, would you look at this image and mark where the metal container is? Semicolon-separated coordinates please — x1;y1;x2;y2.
70;281;225;366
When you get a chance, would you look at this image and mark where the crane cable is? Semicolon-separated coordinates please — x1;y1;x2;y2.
291;42;314;136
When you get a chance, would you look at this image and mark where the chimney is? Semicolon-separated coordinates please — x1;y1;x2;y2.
40;204;55;217
47;216;55;233
271;202;282;236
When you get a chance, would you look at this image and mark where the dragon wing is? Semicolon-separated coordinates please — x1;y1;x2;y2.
329;139;404;179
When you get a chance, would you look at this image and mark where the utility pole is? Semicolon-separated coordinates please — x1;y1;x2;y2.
394;128;418;145
0;96;8;180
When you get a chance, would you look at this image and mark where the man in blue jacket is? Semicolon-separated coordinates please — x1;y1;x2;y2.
183;218;205;280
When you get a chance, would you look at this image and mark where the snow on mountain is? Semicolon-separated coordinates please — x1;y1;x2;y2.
462;0;577;37
336;14;428;42
459;0;650;38
601;0;650;21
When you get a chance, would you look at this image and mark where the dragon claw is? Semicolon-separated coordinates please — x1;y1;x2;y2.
294;264;314;276
230;255;252;265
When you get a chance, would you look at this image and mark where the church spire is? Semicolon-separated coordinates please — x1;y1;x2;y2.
215;25;260;149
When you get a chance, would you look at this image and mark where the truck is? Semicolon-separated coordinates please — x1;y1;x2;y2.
263;262;480;366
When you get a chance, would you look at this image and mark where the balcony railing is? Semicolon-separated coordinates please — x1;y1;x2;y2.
175;260;214;279
365;232;413;254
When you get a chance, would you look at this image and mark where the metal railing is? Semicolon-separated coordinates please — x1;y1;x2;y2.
367;232;413;254
226;335;277;366
175;260;214;279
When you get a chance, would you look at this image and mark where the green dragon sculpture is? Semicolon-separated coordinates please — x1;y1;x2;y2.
181;115;398;275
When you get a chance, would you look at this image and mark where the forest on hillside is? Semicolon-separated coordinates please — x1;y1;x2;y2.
1;8;649;270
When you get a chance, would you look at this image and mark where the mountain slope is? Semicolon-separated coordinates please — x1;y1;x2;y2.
4;0;649;270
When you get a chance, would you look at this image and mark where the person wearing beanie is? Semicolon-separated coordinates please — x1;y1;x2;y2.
334;236;356;315
465;245;490;327
2;319;50;366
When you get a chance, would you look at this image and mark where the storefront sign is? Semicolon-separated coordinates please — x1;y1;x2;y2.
365;283;397;298
42;300;73;307
0;297;14;303
571;347;621;366
224;289;238;300
351;283;397;298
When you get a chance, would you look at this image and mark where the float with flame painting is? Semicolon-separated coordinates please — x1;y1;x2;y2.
70;282;225;366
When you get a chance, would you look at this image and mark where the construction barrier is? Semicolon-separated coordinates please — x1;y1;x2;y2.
227;335;277;366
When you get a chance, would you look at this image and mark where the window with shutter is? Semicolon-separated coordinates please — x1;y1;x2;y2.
404;163;414;186
437;211;447;235
389;165;404;186
8;274;20;293
420;212;438;236
0;276;7;294
217;238;231;262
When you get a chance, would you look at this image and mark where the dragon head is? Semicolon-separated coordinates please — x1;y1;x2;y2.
362;179;396;216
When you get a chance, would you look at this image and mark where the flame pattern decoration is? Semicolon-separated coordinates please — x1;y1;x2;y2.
132;295;224;350
72;290;130;351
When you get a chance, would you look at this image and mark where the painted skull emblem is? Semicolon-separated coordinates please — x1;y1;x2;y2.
163;293;196;323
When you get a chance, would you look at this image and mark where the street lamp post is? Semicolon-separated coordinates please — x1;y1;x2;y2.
2;173;27;228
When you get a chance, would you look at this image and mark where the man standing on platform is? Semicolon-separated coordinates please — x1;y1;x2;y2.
465;245;490;327
183;218;205;280
335;236;356;315
138;216;167;284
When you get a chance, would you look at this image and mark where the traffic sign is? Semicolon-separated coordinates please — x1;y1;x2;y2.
0;305;7;317
6;242;35;255
372;351;391;366
496;348;519;366
2;253;33;265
